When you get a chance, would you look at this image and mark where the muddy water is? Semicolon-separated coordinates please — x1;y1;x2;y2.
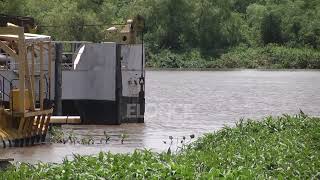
1;70;320;163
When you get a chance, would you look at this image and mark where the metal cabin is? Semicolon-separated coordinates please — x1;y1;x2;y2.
55;42;145;124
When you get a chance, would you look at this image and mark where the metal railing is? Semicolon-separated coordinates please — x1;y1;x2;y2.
52;41;90;71
0;73;11;107
0;74;49;109
61;63;73;71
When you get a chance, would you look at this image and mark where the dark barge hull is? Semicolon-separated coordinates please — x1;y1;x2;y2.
61;97;144;124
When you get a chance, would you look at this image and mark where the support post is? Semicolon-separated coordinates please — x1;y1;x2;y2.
31;45;35;105
25;47;35;111
39;43;44;110
17;27;25;113
115;44;122;125
47;42;52;103
54;43;62;115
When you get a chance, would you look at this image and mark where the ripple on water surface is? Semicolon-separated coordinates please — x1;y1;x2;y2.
1;70;320;163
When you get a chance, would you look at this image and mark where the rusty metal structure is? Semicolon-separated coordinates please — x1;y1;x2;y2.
0;24;53;147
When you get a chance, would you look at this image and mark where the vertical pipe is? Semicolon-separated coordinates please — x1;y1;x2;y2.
1;77;3;106
115;44;122;125
138;31;145;123
54;43;63;116
5;53;8;70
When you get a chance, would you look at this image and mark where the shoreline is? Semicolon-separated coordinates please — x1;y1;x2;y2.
146;67;320;72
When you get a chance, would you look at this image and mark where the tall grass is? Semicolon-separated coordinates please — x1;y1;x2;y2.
1;115;320;179
147;45;320;69
213;45;320;69
147;49;210;69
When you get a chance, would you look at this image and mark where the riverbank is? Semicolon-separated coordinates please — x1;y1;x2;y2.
2;115;319;179
146;68;320;72
147;45;320;69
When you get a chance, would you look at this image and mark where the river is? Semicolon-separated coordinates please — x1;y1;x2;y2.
1;70;320;163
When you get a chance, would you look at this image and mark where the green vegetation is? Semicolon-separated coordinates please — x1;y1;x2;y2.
147;45;320;69
212;45;320;69
2;114;320;179
1;0;320;68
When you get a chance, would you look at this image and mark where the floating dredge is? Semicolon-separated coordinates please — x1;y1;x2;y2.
0;15;146;147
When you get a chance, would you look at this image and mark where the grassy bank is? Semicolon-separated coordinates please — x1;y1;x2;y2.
2;114;320;179
147;45;320;69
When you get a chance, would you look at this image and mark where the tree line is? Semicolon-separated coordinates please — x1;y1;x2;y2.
1;0;320;68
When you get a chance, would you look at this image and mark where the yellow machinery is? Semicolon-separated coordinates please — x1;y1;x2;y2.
0;25;53;147
105;15;145;44
10;89;31;111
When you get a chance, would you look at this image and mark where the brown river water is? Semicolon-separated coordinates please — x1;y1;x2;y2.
1;70;320;163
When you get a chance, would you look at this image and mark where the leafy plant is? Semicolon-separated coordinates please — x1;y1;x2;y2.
120;134;129;144
103;131;111;144
5;115;318;179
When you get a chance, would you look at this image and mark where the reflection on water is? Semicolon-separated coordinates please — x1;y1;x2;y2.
1;70;320;163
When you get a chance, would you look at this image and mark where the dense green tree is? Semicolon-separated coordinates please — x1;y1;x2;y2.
198;0;243;56
144;0;196;51
0;0;26;15
0;0;319;67
231;0;259;13
261;12;283;45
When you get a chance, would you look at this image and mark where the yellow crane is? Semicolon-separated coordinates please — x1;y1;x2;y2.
105;15;145;44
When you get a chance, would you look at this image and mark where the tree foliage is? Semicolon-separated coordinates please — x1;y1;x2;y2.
1;0;320;67
261;12;282;45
